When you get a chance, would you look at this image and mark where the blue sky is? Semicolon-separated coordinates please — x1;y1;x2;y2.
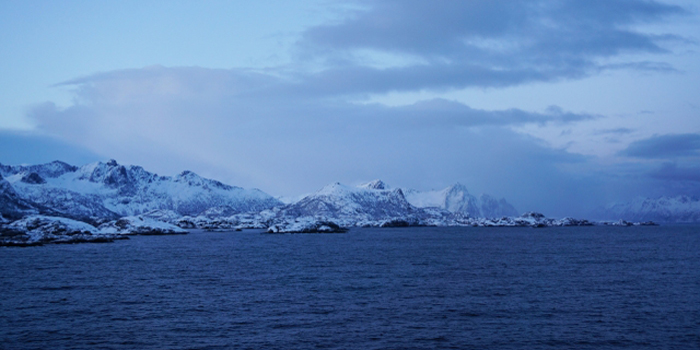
1;0;699;216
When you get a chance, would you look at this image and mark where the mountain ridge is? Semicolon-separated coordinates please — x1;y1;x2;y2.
0;159;282;220
403;182;518;218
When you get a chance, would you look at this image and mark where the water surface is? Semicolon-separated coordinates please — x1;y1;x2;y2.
1;226;699;349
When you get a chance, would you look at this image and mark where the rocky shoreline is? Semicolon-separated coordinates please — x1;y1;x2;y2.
0;211;659;246
0;215;186;247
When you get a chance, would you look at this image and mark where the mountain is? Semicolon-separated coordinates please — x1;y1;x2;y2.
597;196;700;223
403;183;518;218
0;159;282;221
0;160;78;179
279;182;424;226
1;161;654;235
358;179;388;190
0;173;41;220
272;181;520;228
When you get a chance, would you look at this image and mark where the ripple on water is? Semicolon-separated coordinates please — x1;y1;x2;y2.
1;226;699;349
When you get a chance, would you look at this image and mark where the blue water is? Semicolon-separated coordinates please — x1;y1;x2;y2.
1;226;699;350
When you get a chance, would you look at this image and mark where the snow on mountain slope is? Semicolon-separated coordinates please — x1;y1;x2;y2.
1;159;283;219
358;179;388;190
478;194;519;218
0;174;41;219
403;183;518;218
0;160;78;179
0;215;128;246
98;215;187;235
599;196;700;223
275;180;519;228
9;184;119;222
280;182;423;226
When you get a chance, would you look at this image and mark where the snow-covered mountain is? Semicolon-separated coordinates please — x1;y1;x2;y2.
403;183;518;218
279;181;426;226
597;196;700;223
0;160;282;221
271;180;519;228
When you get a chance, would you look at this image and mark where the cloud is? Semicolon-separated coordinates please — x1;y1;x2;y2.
21;1;697;217
295;0;687;94
595;128;635;135
27;66;602;216
650;163;700;182
620;133;700;158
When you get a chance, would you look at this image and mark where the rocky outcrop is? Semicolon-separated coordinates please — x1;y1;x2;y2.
20;172;46;185
0;215;120;246
98;216;187;235
266;218;347;233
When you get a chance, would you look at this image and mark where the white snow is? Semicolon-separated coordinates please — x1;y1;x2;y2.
98;215;187;234
4;160;282;218
603;195;700;222
403;188;447;208
3;215;112;244
403;184;518;218
7;215;99;234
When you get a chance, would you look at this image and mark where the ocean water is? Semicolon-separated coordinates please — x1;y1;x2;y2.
1;226;699;350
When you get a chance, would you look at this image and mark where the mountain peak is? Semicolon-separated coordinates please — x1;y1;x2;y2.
317;182;349;195
177;170;199;178
174;170;236;191
0;160;78;179
446;183;469;194
282;181;418;225
359;179;388;190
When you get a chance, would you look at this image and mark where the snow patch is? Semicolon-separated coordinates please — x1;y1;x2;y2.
98;216;188;235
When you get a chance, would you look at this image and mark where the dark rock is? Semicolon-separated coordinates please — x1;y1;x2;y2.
380;219;411;227
20;172;47;185
266;220;348;234
521;212;545;220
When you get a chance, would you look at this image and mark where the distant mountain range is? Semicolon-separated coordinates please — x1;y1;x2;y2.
2;159;692;238
0;160;522;225
2;159;674;245
595;196;700;223
403;182;518;218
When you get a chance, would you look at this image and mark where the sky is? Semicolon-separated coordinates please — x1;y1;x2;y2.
1;0;699;217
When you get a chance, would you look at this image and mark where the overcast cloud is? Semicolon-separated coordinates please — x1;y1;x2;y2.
4;0;699;217
620;133;700;158
296;0;686;93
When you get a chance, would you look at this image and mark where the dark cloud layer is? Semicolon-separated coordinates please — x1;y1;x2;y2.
297;0;686;94
651;163;700;182
620;133;700;158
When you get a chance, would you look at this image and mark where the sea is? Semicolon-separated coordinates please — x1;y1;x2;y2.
1;226;699;350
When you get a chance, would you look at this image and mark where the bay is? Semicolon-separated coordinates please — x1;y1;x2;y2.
1;226;699;349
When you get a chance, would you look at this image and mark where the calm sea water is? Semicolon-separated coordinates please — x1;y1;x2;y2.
1;226;699;350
